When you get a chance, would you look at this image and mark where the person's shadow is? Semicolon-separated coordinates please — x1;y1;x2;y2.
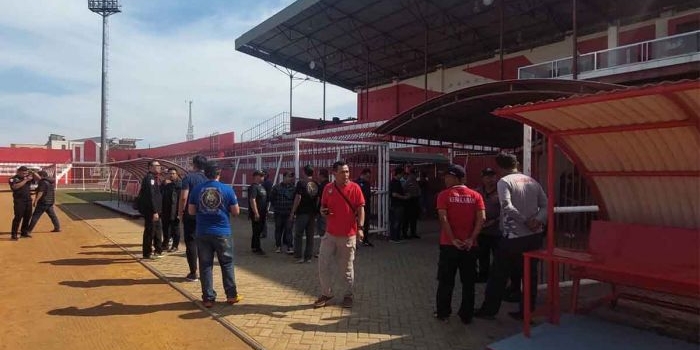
48;301;208;319
40;258;135;266
59;278;163;288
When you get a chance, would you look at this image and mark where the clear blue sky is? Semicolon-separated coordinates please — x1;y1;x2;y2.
0;0;355;147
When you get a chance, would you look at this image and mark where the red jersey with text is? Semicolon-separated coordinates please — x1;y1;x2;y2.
321;181;365;237
436;185;485;245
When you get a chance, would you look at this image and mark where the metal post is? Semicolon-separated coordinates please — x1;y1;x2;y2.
546;137;555;254
294;138;300;182
572;0;578;79
523;126;532;175
289;73;293;118
424;26;429;101
499;0;505;80
100;15;108;164
322;63;326;121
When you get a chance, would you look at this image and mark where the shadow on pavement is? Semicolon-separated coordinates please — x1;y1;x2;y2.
58;203;125;221
82;243;141;249
59;278;164;288
47;301;204;317
78;251;132;256
40;258;136;266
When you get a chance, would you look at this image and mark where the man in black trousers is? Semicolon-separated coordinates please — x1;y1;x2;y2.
138;160;163;260
8;166;37;240
179;155;208;281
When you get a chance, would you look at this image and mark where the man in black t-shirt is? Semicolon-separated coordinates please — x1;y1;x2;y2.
249;170;268;255
290;164;319;263
27;171;60;235
8;166;38;240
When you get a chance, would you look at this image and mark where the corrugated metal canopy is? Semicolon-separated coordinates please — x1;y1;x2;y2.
235;0;696;90
105;158;188;180
373;79;623;148
494;80;700;229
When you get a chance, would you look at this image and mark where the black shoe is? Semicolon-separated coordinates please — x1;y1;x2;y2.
409;235;421;239
20;233;32;238
362;241;374;247
11;234;18;240
254;250;266;256
503;292;522;303
433;312;449;323
474;309;496;320
51;229;61;233
508;311;524;321
185;272;198;282
457;311;473;325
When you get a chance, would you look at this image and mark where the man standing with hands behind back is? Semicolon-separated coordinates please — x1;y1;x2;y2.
434;164;485;324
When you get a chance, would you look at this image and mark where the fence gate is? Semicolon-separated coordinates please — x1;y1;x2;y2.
294;138;390;236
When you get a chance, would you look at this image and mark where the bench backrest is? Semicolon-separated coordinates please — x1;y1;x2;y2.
588;220;699;274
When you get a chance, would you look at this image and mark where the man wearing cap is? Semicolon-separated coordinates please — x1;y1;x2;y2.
26;170;61;235
187;162;242;308
180;155;209;281
248;169;268;255
434;164;485;324
9;166;38;240
289;164;319;263
476;152;547;321
475;167;500;282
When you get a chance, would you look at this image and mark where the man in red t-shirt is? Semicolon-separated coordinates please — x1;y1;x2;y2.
314;160;365;309
434;164;485;324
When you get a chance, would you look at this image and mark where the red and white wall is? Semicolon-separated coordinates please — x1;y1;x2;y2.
356;9;699;123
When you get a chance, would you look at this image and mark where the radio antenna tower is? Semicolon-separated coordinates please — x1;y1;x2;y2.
186;100;194;141
88;1;121;164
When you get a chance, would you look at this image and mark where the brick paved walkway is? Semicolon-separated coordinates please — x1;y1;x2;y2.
58;194;524;350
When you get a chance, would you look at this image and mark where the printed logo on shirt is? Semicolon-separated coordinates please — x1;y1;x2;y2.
199;187;222;213
306;181;319;197
449;195;477;204
150;179;155;186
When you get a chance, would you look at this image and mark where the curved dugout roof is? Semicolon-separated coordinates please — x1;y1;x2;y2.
373;79;623;148
235;0;696;90
494;79;700;229
105;158;188;180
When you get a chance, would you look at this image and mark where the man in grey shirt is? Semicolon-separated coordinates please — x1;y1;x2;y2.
476;152;546;321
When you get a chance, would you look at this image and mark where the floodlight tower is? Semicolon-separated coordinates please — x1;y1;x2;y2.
88;0;121;164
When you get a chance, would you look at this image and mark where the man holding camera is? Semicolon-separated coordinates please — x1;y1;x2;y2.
8;166;38;240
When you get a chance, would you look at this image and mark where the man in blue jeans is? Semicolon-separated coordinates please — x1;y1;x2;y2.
187;162;243;308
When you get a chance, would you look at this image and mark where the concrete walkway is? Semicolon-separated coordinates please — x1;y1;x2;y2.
54;192;524;350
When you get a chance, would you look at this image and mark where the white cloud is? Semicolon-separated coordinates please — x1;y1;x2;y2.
0;0;357;147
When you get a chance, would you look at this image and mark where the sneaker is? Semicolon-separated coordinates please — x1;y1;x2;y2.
254;250;266;256
185;273;198;282
313;295;333;308
20;233;32;238
362;241;374;247
305;259;312;263
51;229;61;233
168;247;179;253
202;300;214;308
341;295;353;308
286;249;294;255
296;259;306;264
275;247;282;253
226;295;244;305
11;234;18;240
151;253;163;259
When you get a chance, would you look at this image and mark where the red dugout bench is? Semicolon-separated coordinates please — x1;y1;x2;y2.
522;220;699;337
570;220;700;314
